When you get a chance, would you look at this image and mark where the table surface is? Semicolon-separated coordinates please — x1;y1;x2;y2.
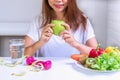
0;57;120;80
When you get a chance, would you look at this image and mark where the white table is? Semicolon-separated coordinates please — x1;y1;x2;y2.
0;57;120;80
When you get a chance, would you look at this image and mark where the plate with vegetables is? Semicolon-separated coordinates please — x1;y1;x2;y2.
71;45;120;72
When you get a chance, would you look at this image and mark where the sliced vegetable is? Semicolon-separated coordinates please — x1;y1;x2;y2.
71;54;88;61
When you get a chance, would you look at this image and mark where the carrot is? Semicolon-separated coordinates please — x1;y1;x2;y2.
71;54;88;61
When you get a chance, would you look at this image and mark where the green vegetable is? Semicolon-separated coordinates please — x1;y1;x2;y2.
85;52;120;71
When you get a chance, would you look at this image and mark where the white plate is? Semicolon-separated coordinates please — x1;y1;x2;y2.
75;61;119;73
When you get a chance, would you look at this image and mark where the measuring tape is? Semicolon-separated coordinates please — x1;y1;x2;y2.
0;56;26;67
11;60;44;76
0;56;51;76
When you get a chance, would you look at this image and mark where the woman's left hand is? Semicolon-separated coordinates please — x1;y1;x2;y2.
60;23;78;47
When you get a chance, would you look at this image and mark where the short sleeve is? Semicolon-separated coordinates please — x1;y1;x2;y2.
84;19;95;43
25;16;41;42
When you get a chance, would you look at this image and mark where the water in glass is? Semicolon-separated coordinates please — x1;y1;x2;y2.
9;39;24;64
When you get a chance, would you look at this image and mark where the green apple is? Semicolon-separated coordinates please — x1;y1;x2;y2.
51;20;65;36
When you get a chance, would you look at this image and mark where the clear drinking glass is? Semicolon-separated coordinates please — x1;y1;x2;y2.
9;39;24;64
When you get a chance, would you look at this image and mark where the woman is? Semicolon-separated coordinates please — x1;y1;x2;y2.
24;0;98;57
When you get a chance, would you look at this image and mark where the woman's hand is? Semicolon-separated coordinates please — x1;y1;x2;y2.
60;23;78;47
39;24;54;45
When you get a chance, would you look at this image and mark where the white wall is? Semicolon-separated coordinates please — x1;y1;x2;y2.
77;0;108;48
0;0;42;35
0;0;42;22
107;0;120;48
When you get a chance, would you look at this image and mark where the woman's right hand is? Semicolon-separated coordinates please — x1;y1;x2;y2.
39;24;54;45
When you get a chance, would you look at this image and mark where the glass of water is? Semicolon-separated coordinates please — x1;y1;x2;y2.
9;39;24;64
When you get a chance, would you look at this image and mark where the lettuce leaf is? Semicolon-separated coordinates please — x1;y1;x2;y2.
85;52;120;71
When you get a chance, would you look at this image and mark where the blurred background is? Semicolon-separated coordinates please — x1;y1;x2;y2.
0;0;120;56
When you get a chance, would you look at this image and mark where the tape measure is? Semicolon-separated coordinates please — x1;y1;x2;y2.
0;56;26;67
0;56;51;76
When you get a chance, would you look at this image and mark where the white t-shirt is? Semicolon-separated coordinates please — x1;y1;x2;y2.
26;16;95;57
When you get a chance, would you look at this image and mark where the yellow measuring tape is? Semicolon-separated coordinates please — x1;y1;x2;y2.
0;56;44;76
11;60;44;76
0;56;26;67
